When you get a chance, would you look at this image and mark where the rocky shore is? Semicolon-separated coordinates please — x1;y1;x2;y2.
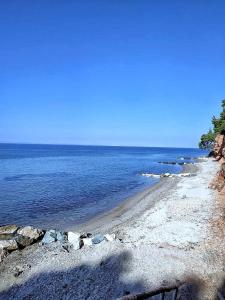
0;158;225;299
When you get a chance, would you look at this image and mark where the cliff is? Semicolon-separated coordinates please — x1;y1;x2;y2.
210;134;225;192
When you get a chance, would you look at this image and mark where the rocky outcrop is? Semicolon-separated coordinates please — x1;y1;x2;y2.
210;134;225;193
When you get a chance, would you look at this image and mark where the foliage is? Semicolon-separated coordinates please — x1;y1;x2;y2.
199;100;225;149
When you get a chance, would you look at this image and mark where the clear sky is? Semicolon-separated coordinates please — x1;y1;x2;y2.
0;0;225;147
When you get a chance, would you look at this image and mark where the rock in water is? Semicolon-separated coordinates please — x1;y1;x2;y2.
42;230;57;245
68;232;81;250
92;234;105;244
17;226;43;247
0;239;18;251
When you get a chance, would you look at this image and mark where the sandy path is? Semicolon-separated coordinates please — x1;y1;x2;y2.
0;158;224;299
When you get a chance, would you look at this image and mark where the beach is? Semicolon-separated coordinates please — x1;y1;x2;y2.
1;157;224;299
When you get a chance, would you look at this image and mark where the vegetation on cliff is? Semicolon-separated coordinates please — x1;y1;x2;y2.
199;100;225;149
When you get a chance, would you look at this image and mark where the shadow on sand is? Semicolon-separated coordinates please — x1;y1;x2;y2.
0;250;224;300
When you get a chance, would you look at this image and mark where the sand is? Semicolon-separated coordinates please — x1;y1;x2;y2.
0;158;224;299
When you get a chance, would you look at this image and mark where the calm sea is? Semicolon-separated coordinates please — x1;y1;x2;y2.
0;143;207;230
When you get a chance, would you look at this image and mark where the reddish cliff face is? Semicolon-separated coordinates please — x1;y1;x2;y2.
210;134;225;193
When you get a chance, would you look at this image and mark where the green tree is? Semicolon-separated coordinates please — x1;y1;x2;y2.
199;99;225;149
199;129;215;149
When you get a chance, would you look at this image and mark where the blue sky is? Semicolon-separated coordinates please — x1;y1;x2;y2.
0;0;225;147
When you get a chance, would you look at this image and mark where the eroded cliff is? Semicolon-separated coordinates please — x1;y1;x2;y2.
210;134;225;193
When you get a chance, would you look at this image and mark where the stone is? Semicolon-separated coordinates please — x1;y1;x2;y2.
164;173;171;177
0;239;18;251
0;225;18;235
16;226;43;247
42;230;57;244
82;238;93;246
92;234;105;244
104;233;116;242
68;232;81;250
17;226;43;240
80;233;92;239
56;231;66;243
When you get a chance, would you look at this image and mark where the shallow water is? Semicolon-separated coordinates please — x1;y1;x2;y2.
0;143;207;229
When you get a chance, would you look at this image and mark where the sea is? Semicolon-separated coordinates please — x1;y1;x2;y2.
0;143;208;230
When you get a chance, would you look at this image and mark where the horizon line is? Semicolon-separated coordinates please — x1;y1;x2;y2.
0;141;201;150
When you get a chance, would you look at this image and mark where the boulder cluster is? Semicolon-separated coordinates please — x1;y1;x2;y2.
0;224;116;262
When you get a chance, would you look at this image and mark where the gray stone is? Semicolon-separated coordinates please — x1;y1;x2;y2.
16;226;43;247
0;225;18;235
17;226;43;240
92;234;105;244
56;231;66;243
42;230;57;244
68;232;81;250
0;239;18;251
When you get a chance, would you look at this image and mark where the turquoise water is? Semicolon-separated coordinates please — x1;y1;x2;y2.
0;144;207;230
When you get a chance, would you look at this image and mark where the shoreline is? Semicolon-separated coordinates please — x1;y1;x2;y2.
1;157;224;300
73;162;198;234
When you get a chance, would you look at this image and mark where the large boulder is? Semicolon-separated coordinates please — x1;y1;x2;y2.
16;226;44;247
0;225;18;235
0;239;18;251
17;226;43;240
68;232;81;250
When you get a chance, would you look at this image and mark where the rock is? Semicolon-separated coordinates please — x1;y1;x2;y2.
16;226;43;247
83;238;93;246
162;173;171;178
0;248;7;262
0;239;18;251
142;173;160;178
68;232;81;250
42;230;57;244
56;231;67;243
80;233;92;239
0;225;18;235
18;226;43;240
92;234;105;244
104;233;116;242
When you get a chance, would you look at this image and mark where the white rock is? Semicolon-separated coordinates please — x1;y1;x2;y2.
82;238;93;246
104;234;116;242
68;232;81;250
164;173;171;177
0;239;18;251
